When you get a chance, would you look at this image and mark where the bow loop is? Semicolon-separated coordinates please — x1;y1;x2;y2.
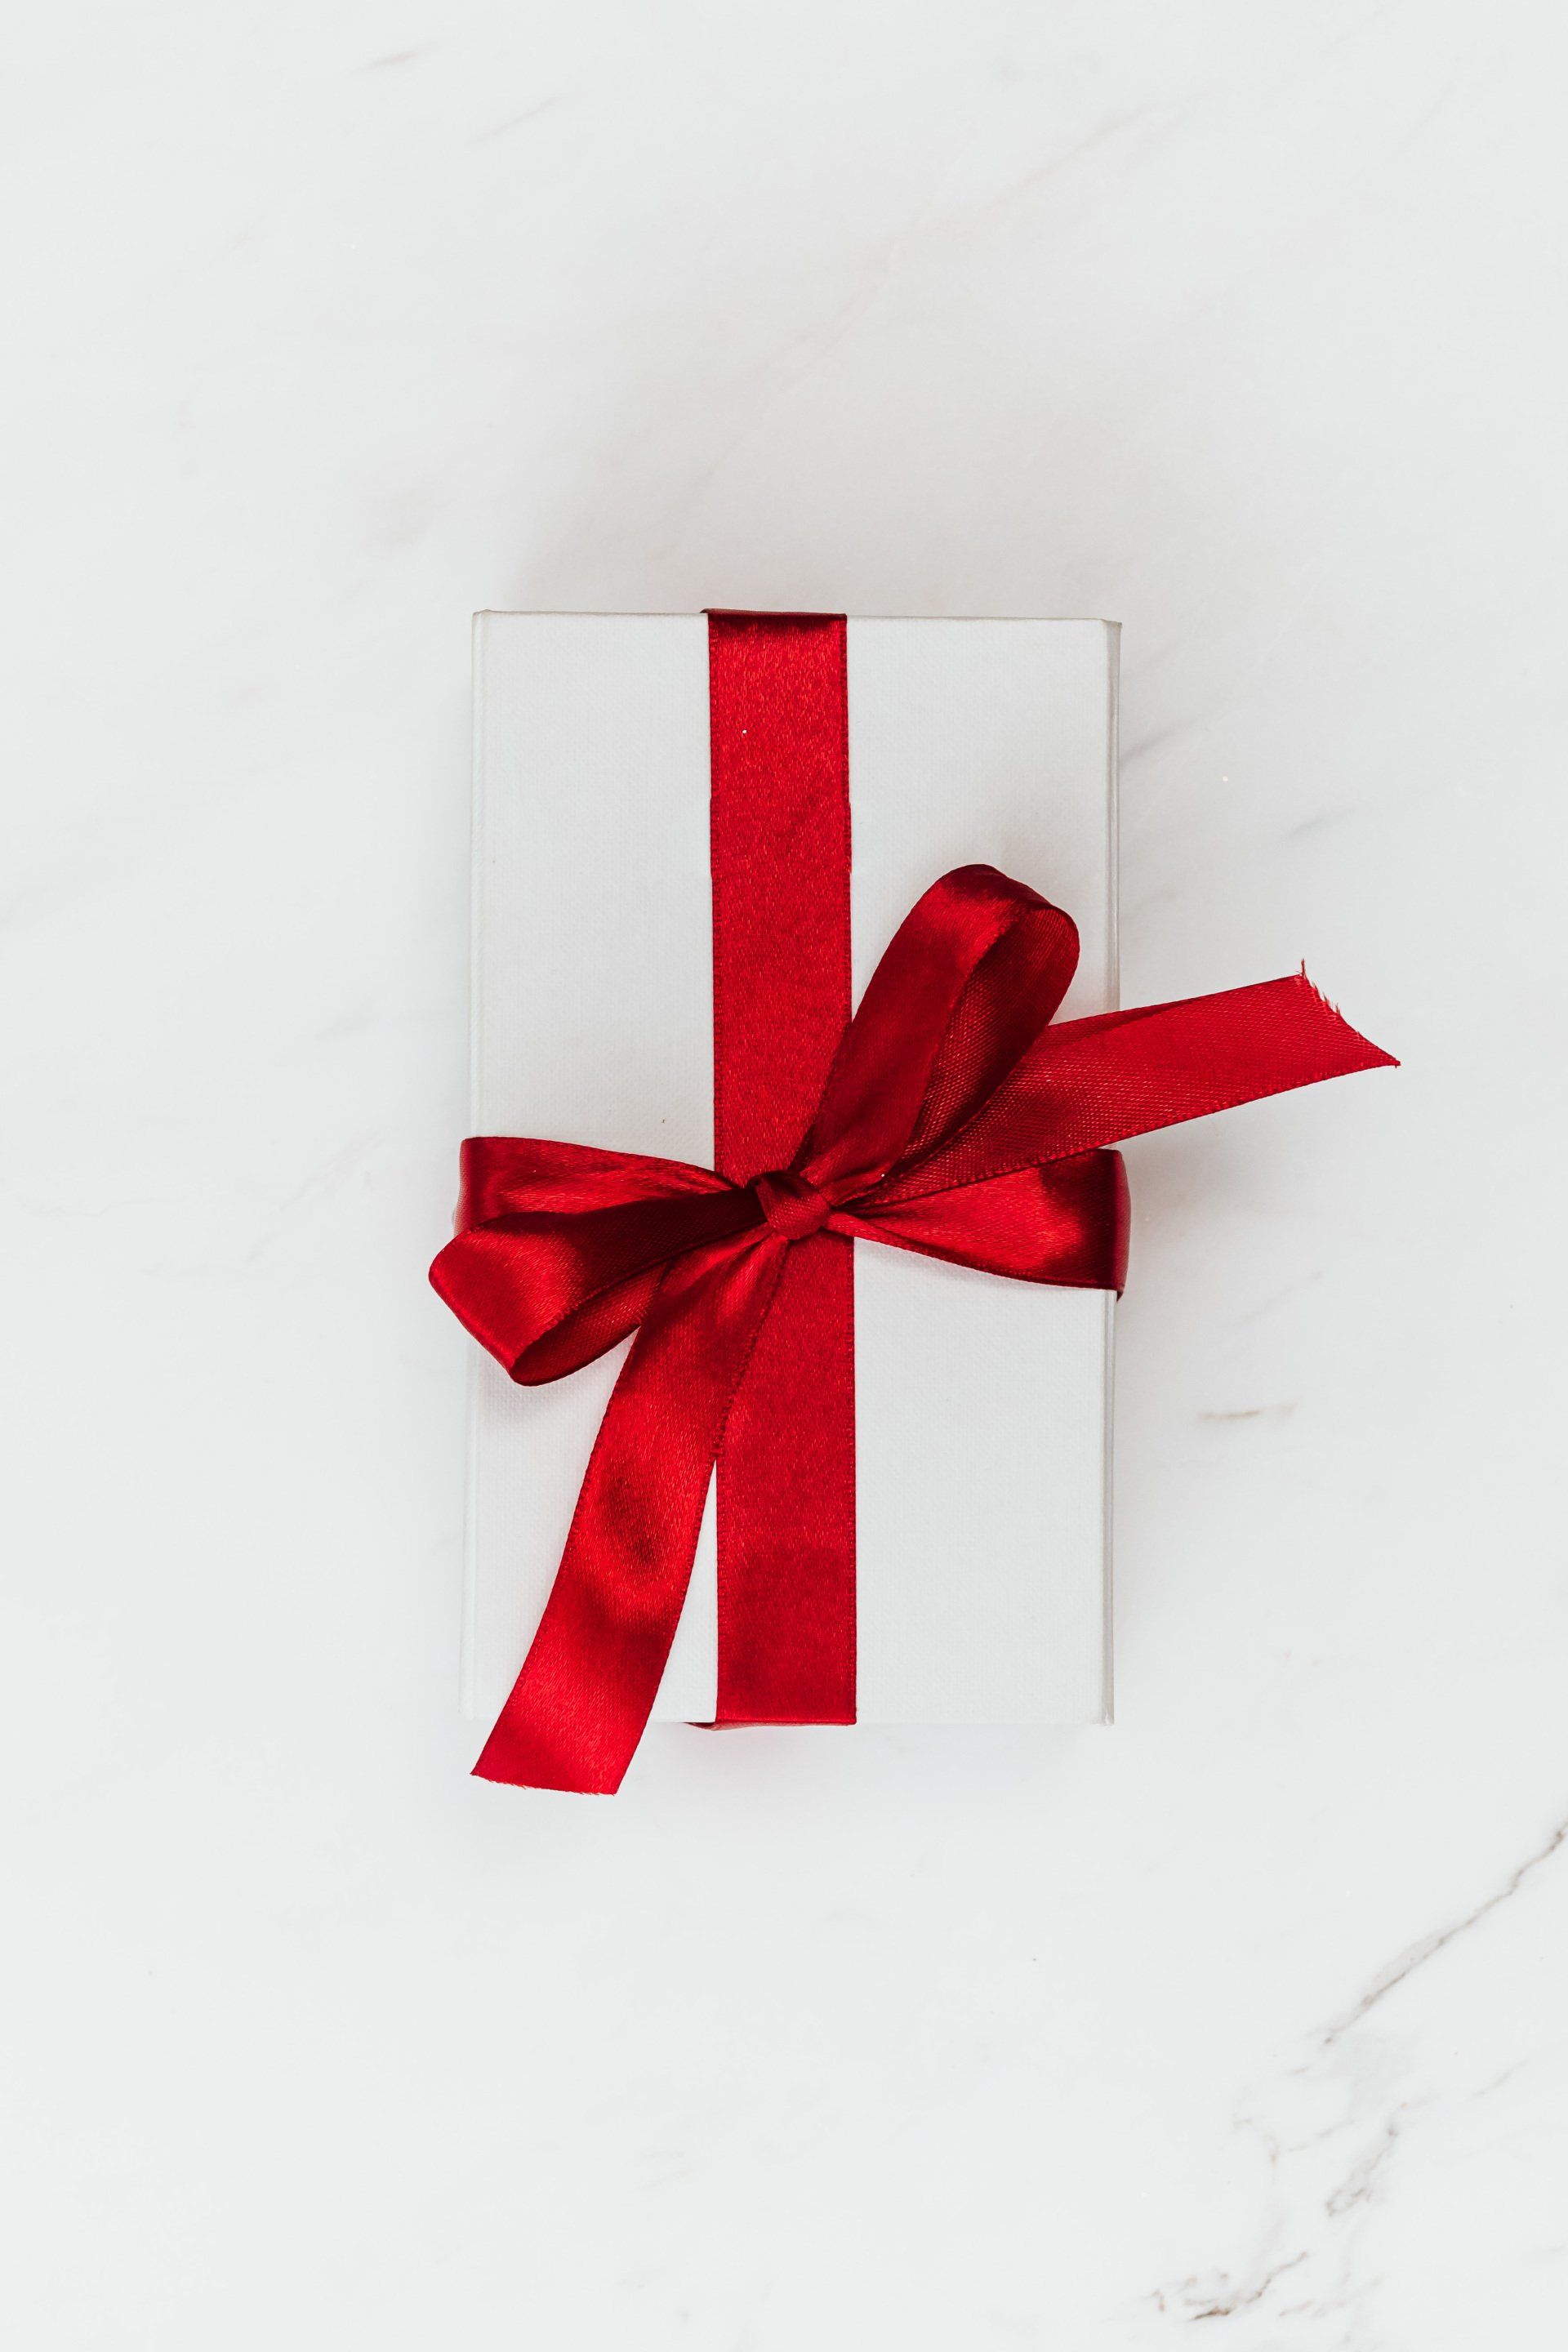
798;866;1080;1201
835;1150;1130;1290
453;1135;733;1228
434;1140;756;1383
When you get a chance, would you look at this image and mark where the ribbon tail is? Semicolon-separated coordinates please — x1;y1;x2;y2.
877;971;1396;1192
1031;971;1397;1147
472;1234;786;1794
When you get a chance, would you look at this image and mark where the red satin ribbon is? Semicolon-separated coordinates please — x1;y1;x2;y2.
708;612;857;1727
432;615;1395;1793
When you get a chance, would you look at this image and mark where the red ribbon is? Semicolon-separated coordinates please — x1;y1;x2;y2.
708;612;858;1728
431;613;1394;1793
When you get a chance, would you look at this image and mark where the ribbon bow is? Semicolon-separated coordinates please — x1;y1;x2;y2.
432;863;1392;1793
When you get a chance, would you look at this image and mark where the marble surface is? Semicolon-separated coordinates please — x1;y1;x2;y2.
5;3;1565;2345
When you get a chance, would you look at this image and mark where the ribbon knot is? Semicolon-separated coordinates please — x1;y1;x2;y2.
753;1169;831;1239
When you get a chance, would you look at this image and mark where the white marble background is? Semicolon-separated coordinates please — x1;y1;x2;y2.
4;3;1565;2345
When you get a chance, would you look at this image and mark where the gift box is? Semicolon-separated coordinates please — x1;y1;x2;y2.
435;609;1391;1791
462;612;1120;1736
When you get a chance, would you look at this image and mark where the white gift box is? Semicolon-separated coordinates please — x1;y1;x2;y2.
463;614;1119;1727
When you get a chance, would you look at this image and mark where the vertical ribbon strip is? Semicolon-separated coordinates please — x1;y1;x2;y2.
708;612;857;1726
